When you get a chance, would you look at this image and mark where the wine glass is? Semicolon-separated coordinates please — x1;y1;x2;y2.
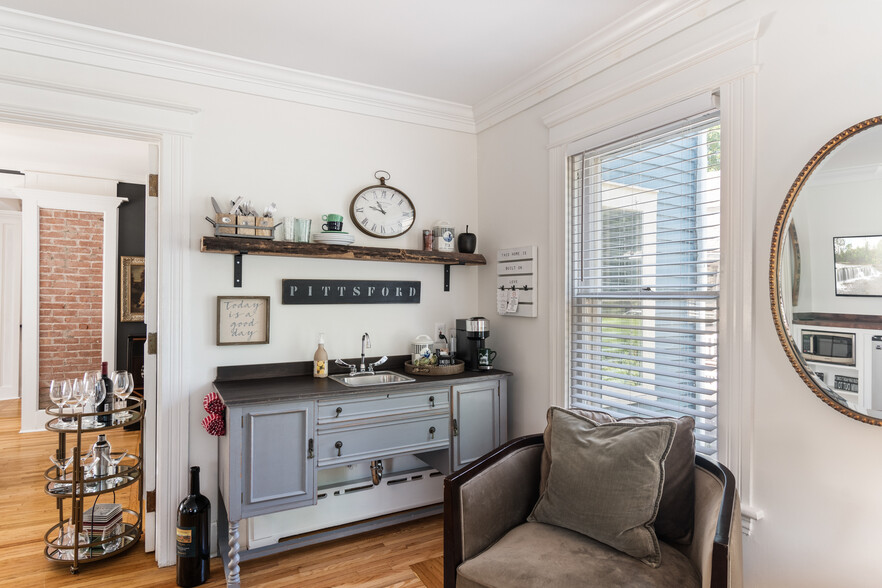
49;449;74;493
111;370;132;422
70;378;87;428
96;450;129;488
49;450;73;474
82;372;105;429
49;379;73;429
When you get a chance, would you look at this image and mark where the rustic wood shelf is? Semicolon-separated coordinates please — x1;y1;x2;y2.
200;235;487;290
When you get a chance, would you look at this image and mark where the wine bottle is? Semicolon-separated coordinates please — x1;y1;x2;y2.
176;466;211;587
98;362;114;426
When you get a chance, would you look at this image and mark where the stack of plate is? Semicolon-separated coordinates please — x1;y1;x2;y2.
312;231;355;245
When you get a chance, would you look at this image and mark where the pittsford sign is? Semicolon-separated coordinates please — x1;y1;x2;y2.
281;279;421;305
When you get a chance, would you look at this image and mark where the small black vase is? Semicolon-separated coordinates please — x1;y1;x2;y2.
457;225;476;254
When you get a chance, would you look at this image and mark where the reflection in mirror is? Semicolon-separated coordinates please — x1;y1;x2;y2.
772;116;882;425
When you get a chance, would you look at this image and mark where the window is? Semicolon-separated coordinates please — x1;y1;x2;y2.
568;113;721;455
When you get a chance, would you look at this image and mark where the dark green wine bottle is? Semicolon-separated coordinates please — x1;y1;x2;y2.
176;466;210;587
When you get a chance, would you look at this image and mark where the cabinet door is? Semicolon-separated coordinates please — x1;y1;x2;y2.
452;381;501;471
242;401;316;518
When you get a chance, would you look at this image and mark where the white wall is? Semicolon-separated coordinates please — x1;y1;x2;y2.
477;1;882;586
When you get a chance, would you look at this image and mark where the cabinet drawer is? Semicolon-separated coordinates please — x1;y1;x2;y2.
317;388;449;424
316;413;449;467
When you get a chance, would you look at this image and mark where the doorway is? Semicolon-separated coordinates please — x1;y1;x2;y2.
0;120;157;552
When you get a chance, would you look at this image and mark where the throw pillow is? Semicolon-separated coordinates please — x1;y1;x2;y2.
528;407;676;567
539;408;696;544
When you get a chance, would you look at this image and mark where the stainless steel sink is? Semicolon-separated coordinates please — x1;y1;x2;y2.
329;371;416;387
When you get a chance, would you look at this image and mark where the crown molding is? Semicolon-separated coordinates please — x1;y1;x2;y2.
473;0;744;132
0;8;475;133
542;18;761;144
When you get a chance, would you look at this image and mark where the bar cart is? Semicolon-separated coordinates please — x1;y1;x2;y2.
43;399;145;573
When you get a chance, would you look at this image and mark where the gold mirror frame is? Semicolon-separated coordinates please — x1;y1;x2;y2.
770;115;882;426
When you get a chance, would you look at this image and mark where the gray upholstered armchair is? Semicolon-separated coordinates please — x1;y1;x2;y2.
444;434;742;588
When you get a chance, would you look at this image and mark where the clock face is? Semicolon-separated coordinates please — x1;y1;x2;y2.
350;184;416;238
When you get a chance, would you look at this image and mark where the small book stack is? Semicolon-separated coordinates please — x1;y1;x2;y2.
82;503;122;540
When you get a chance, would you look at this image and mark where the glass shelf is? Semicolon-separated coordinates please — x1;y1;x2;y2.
44;513;141;564
44;454;142;498
45;398;144;433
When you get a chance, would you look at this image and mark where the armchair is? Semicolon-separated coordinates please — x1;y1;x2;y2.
444;434;742;588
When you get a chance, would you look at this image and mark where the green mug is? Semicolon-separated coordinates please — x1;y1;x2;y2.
478;348;497;367
322;214;343;222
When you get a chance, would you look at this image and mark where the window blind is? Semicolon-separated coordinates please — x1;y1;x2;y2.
569;113;721;456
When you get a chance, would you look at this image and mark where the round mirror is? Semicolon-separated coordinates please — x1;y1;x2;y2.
771;115;882;425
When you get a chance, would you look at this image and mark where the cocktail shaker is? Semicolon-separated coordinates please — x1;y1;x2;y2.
92;434;110;490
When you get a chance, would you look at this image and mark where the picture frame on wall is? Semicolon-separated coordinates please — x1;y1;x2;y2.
216;296;270;345
833;235;882;297
120;256;146;323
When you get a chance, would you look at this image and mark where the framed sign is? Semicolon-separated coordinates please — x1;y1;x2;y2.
282;280;421;304
120;256;145;323
217;296;270;345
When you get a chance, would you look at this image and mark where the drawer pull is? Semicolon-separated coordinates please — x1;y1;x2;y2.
335;440;343;457
429;395;435;408
307;438;314;459
335;407;343;418
429;426;436;440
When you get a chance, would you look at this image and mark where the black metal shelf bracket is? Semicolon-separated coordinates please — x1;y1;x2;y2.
444;262;467;292
234;252;246;287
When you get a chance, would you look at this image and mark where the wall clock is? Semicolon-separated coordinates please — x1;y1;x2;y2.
349;171;415;238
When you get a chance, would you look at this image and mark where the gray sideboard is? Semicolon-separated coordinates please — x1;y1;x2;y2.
214;359;508;587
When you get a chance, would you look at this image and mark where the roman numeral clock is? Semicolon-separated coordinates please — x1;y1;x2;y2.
349;170;416;238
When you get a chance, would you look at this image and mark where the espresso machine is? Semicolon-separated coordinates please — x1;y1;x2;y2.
456;317;491;371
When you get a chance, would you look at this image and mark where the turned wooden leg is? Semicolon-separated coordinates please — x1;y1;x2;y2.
226;519;241;587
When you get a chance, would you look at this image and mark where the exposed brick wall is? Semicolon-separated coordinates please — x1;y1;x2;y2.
38;209;104;408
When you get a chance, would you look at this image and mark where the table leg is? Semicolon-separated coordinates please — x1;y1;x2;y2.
226;519;241;587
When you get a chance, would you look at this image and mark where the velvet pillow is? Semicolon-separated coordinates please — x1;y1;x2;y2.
539;408;696;544
528;407;676;567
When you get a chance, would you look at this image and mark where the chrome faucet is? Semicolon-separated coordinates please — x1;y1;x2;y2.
360;332;371;373
335;332;387;376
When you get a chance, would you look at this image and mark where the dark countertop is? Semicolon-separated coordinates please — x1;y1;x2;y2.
213;355;510;406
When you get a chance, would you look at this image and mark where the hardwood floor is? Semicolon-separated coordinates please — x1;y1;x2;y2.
0;399;444;587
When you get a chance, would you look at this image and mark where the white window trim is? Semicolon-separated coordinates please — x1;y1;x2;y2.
546;21;763;533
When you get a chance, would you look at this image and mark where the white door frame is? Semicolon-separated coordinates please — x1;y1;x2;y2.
13;189;124;432
0;210;21;401
0;80;196;567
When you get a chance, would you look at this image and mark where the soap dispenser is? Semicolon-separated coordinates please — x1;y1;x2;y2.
313;333;328;378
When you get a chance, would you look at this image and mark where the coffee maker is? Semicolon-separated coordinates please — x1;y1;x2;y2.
456;317;491;371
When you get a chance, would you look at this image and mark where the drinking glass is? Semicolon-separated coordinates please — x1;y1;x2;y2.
49;450;73;474
101;522;123;553
82;372;105;429
111;370;132;421
49;379;74;429
70;378;87;428
105;451;130;487
58;518;89;560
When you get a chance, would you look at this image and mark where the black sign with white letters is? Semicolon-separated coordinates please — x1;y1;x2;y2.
282;279;421;305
